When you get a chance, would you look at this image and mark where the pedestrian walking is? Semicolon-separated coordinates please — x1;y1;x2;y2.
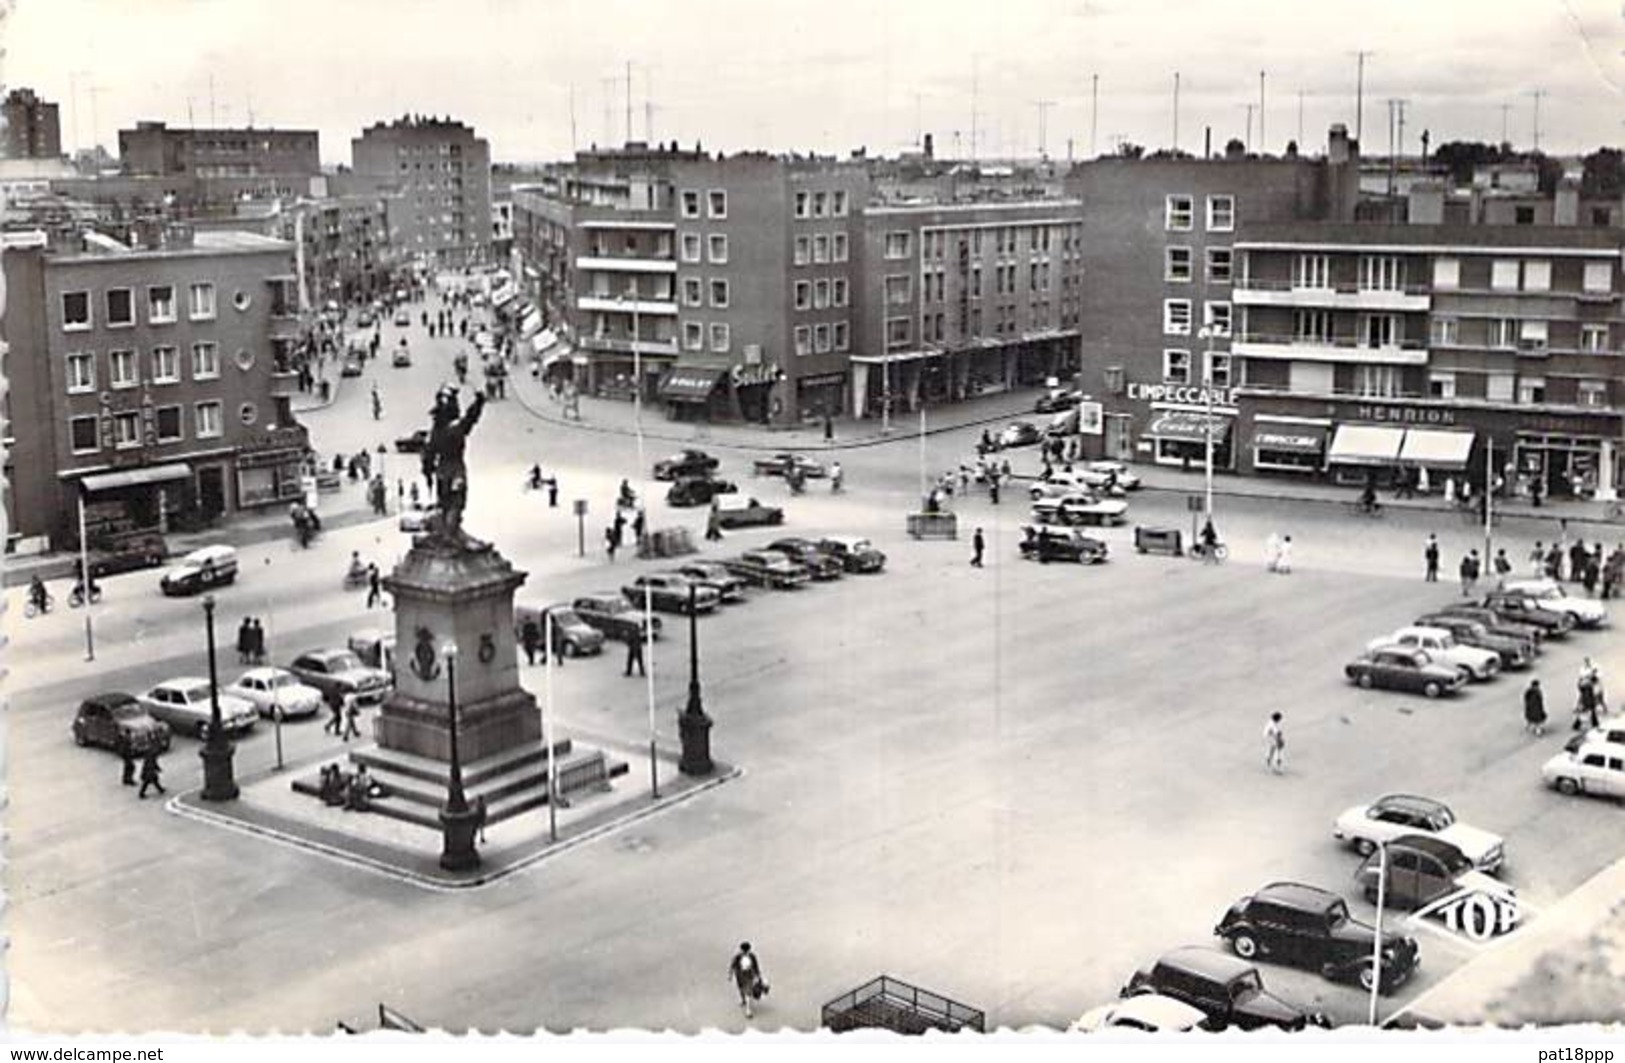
1263;713;1286;774
547;477;559;508
623;633;646;677
988;477;1000;505
706;503;724;542
1459;550;1480;597
521;619;541;666
473;794;488;844
1546;542;1563;581
341;694;362;742
137;751;166;798
323;685;345;736
1529;541;1546;580
1265;531;1282;573
971;527;985;568
366;564;384;609
121;746;137;787
1424;534;1440;582
249;618;266;664
1274;535;1293;574
633;508;647;548
605;525;619;562
236;617;252;663
1493;548;1512;590
1523;679;1548;737
728;942;769;1020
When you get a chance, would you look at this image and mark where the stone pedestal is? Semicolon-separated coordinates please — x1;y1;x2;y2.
378;538;541;763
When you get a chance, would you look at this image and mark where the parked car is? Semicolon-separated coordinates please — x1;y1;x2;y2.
722;550;810;589
765;538;844;580
287;649;392;706
392;346;412;368
1030;492;1129;527
1542;740;1625;799
1084;460;1142;491
357;309;376;328
137;677;258;738
1413;613;1535;669
653;448;720;481
399;505;437;534
393;309;411;327
1071;995;1209;1033
1480;591;1577;636
72;692;172;755
86;531;170;578
1431;604;1548;646
1566;716;1625;752
159;544;239;596
622;573;721;615
1019;524;1109;564
816;536;887;574
1345;645;1467;698
1214;881;1419;993
1356;835;1518;916
997;421;1042;448
675;561;748;602
341;354;364;377
347;628;397;673
224;667;324;720
395;428;431;454
667;476;738;507
1028;470;1100;501
1120;947;1327;1031
1333;794;1505;872
714;496;784;529
1501;578;1609;628
1034;389;1083;414
752;452;827;478
571;593;662;643
1365;626;1501;681
513;603;606;657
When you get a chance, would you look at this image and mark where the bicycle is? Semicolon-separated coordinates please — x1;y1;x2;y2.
1188;540;1229;563
68;584;103;608
1347;499;1385;518
24;593;54;618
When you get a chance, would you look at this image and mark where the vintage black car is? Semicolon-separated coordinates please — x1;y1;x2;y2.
513;603;606;658
1214;882;1420;993
722;550;810;589
622;573;721;615
653;448;721;481
1120;947;1327;1032
751;452;827;478
666;476;738;507
766;538;844;580
816;536;887;574
571;593;663;643
714;497;785;529
1431;604;1547;646
72;692;172;756
1413;613;1535;669
1034;390;1083;414
1019;524;1109;564
1345;645;1467;698
1479;592;1577;636
86;531;170;578
675;561;749;602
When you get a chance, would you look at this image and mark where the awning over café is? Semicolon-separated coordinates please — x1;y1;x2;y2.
1251;424;1328;454
1146;410;1232;445
1398;429;1476;470
80;462;192;494
1327;424;1406;465
659;365;728;403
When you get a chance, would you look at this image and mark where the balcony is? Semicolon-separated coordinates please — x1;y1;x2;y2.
578;336;679;357
577;295;678;316
269;370;301;398
576;256;678;274
1232;333;1429;366
1233;278;1430;312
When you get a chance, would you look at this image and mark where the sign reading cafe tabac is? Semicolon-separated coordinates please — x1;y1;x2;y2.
1127;381;1234;407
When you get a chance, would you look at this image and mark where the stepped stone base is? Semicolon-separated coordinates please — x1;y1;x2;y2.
374;687;542;763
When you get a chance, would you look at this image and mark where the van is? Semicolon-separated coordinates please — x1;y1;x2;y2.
159;544;239;596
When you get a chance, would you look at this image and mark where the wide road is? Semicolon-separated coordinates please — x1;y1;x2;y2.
10;302;1624;1034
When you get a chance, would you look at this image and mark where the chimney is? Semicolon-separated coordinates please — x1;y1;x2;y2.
1408;182;1446;225
1204;127;1212;159
1554;179;1579;226
1328;123;1352;165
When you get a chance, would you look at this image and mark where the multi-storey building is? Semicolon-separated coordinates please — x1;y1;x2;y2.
3;87;62;159
2;226;308;549
351;115;491;267
283;193;396;307
118;121;320;178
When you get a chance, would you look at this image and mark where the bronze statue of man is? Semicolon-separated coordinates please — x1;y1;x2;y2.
421;387;486;547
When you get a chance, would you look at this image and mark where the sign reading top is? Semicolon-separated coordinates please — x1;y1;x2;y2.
1127;382;1234;406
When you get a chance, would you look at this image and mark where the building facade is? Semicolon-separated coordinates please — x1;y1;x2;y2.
2;227;308;549
3;87;62;160
118;121;320;178
350;116;492;267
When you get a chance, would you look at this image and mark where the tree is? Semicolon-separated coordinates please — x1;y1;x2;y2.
1224;138;1247;159
1115;141;1144;159
1582;148;1625;198
1431;140;1511;186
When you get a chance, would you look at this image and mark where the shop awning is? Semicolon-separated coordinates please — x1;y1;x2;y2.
520;309;544;337
659;366;728;402
1146;410;1232;445
1252;425;1328;454
80;463;192;494
531;329;559;353
1399;429;1476;469
491;286;516;309
1327;424;1406;465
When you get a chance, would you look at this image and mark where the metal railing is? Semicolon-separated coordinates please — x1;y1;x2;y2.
1235;278;1430;296
821;975;985;1034
1235;332;1427;351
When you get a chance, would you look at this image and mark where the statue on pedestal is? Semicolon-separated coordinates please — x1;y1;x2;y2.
420;387;487;551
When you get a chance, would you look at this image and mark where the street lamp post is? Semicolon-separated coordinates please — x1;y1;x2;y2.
1368;840;1390;1026
678;583;714;776
198;595;239;801
646;584;659;798
1198;325;1218;522
437;641;480;871
76;489;94;661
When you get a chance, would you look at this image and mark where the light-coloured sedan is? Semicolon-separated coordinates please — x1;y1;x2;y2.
224;667;324;720
1503;579;1609;628
1072;994;1208;1033
137;677;258;738
1333;793;1505;872
1542;741;1625;799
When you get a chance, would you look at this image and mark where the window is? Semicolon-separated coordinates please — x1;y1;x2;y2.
794;191;809;218
813;234;830;264
1518;376;1547;404
708;322;730;352
1519;319;1549;349
148;285;176;323
1165;195;1194;231
1206;195;1235;231
814;323;831;353
1491;260;1520;291
110;349;138;388
1206;248;1233;284
683;321;704;351
682;278;703;307
707;190;727;218
794;235;810;266
1206;352;1232;388
833;278;849;307
794;281;811;310
680;233;702;263
833;190;848;217
1579;379;1609;407
156;405;183;442
1362;314;1399;348
1430;317;1460;347
1515;206;1536;225
1354;364;1401;397
70;415;99;453
1165;247;1193;282
66;351;96;392
1428;371;1457;398
1293;254;1329;289
1163;349;1192;384
833;232;849;262
885;275;912;305
709;279;729;308
681;190;700;218
1358;255;1404;291
704;234;729;264
1584;262;1613;293
794;325;811;356
1486;373;1515;402
1294;309;1332;343
813;191;828;217
1523;260;1551;292
1433;258;1460;290
1203;302;1232;336
885;231;911;259
106;288;134;327
814;279;830;309
1163;299;1192;336
114;411;141;449
239;402;258;425
192;342;220;379
885;317;911;349
833;321;850;350
62;291;91;330
1582;324;1609;352
971;266;982;297
1492;318;1518;348
1593;208;1614;227
188;282;216;320
195;401;223;438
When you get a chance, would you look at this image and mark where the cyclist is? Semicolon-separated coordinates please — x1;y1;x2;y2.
28;574;50;614
1357;482;1379;515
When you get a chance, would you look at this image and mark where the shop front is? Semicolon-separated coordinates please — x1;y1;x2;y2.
75;462;194;542
1515;432;1615;500
1250;417;1330;475
1324;424;1408;485
235;425;313;509
794;372;847;422
1142;408;1235;469
658;363;730;423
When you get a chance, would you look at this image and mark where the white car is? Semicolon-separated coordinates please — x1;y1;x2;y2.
1333;793;1506;872
1366;626;1501;680
137;677;258;738
1084;460;1141;491
1072;994;1208;1033
400;505;437;534
159;544;240;596
1542;741;1625;799
224;667;324;720
1029;470;1097;501
1031;492;1129;527
1502;579;1609;628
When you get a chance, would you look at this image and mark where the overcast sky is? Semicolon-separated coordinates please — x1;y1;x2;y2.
7;0;1625;166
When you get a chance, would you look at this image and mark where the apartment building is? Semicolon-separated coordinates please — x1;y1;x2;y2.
2;226;308;549
119;121;320;178
3;87;62;160
351;115;492;267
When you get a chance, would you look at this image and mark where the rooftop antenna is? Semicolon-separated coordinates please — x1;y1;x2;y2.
1172;72;1180;152
1499;102;1512;147
970;56;979;161
1297;87;1305;148
625;59;633;145
246;88;255;128
1033;99;1055;158
569;84;578;153
1090;73;1099;158
1259;70;1266;153
915;93;922;147
1530;88;1547;152
1352;50;1374;145
644;67;654;142
1239;103;1255;151
209;72;216;127
87;84;106;152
